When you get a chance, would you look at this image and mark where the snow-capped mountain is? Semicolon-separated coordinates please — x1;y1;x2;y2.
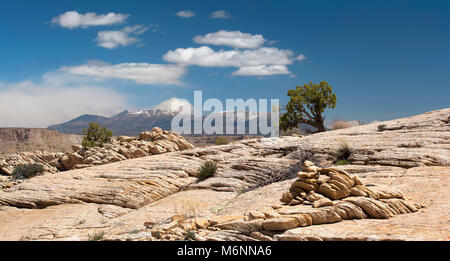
47;108;279;136
48;109;175;135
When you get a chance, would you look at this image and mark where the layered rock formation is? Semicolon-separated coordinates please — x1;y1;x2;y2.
142;161;423;241
0;127;194;175
0;108;448;241
0;128;81;155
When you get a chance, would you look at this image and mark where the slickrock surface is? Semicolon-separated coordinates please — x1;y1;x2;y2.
0;127;194;175
295;108;450;167
0;108;448;241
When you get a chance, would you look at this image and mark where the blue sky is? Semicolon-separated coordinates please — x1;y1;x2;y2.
0;0;449;127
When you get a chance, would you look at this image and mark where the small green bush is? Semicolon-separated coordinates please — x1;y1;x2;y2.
82;123;112;149
377;124;386;132
12;164;44;179
336;160;350;165
197;161;218;180
214;137;230;145
184;230;196;241
335;142;352;162
88;231;105;241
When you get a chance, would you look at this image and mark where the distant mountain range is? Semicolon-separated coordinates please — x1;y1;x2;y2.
48;109;175;136
48;109;313;136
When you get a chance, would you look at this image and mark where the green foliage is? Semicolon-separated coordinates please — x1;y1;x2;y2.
184;230;196;241
81;123;112;148
280;81;337;133
377;124;386;132
153;231;161;239
197;161;218;180
335;142;352;162
214;137;230;145
88;231;105;241
336;160;350;165
12;164;44;179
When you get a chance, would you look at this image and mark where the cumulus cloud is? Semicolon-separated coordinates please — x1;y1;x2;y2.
95;25;148;49
193;30;265;49
152;97;192;114
0;72;129;128
163;46;300;75
51;11;129;29
176;10;195;18
61;62;186;85
210;10;230;19
232;65;290;76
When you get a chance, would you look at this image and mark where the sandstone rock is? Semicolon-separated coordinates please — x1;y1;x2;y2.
171;214;187;223
344;197;395;219
71;145;83;152
250;231;273;241
313;198;333;208
195;219;210;229
284;213;313;227
289;199;303;206
248;211;266;220
0;109;447;241
280;192;294;204
208;215;243;226
117;136;136;142
0;127;194;174
216;219;263;234
293;108;450;167
306;191;324;202
306;208;343;225
262;217;299;231
318;182;350;200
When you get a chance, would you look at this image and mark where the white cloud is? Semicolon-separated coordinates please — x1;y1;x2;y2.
295;54;307;61
232;65;291;76
61;62;186;85
193;30;265;49
210;10;230;19
152;97;192;114
95;25;148;49
163;46;300;75
51;11;129;29
0;72;129;128
163;46;294;67
176;10;195;18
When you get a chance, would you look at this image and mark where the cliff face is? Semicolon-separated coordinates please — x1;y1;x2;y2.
0;128;82;154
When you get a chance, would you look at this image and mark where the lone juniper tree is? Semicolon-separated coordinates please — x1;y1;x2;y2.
280;81;337;133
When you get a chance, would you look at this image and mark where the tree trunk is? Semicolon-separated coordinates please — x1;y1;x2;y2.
315;120;326;132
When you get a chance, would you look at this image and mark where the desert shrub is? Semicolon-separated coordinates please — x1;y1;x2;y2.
184;230;196;241
214;137;230;145
332;120;365;130
12;164;44;179
82;123;112;149
335;142;352;162
336;160;350;165
197;161;218;181
153;231;161;239
332;120;351;130
281;127;306;136
88;231;105;241
377;124;386;132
